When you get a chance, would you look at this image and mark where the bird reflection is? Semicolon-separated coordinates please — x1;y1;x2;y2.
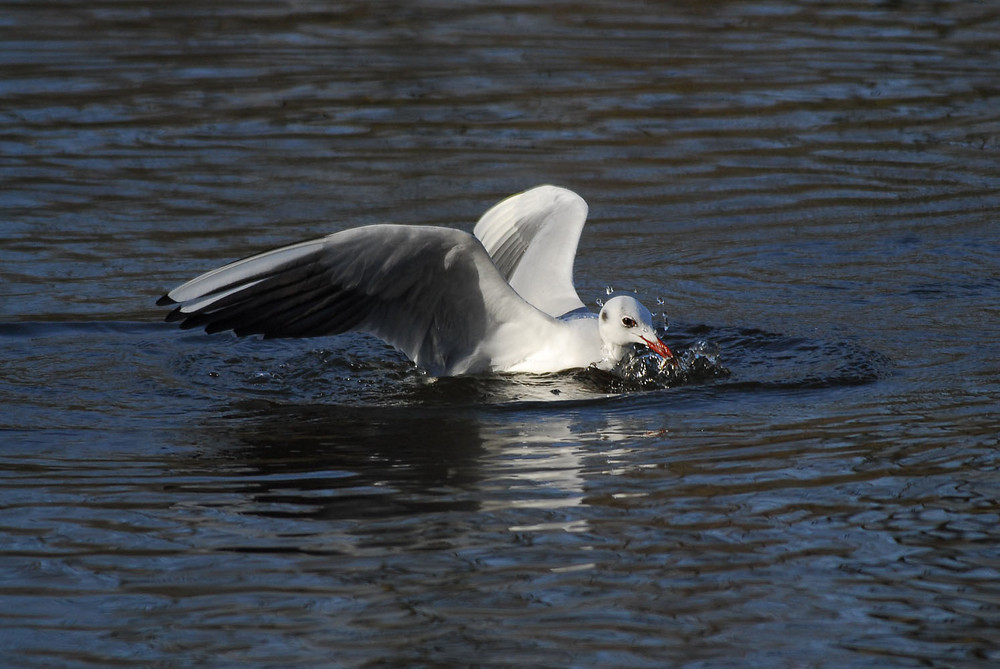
209;401;489;520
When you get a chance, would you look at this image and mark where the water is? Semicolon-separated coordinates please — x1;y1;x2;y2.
2;0;999;666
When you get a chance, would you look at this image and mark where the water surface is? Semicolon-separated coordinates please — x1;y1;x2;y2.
2;1;999;667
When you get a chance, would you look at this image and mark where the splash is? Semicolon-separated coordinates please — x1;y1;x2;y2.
593;338;731;391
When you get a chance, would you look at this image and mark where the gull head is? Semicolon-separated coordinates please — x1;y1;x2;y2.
598;295;674;364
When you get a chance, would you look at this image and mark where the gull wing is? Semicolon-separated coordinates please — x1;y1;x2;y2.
473;185;589;318
157;225;555;376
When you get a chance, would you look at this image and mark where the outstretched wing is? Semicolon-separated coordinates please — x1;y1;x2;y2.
157;224;554;376
473;185;589;318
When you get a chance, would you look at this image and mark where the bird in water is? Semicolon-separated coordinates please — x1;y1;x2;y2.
157;185;674;376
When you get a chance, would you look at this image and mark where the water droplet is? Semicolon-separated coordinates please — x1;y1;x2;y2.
596;298;604;307
605;286;614;295
656;296;664;306
604;336;729;391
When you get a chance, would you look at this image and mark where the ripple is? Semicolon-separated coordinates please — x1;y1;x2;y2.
158;320;891;406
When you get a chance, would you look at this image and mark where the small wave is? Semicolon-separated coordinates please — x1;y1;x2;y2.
581;322;891;396
158;321;891;405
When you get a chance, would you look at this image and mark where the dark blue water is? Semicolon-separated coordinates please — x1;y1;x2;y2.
2;1;999;667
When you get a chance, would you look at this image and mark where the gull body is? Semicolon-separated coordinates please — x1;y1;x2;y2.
158;186;673;376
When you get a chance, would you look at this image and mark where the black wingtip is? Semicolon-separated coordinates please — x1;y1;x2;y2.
156;293;177;307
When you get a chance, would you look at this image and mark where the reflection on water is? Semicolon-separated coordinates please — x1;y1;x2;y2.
2;0;1000;667
213;401;593;521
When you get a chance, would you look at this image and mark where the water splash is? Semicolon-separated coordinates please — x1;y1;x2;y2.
593;338;730;391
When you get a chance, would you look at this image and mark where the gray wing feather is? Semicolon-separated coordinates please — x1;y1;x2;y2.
158;225;550;375
473;185;589;318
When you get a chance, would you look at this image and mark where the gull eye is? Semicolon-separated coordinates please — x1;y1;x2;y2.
621;316;637;328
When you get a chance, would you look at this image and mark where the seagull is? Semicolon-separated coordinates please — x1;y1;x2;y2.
157;185;674;376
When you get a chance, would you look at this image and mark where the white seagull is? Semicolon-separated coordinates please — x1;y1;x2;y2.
157;185;674;376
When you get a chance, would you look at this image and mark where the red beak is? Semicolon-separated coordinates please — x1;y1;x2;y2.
641;335;675;360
